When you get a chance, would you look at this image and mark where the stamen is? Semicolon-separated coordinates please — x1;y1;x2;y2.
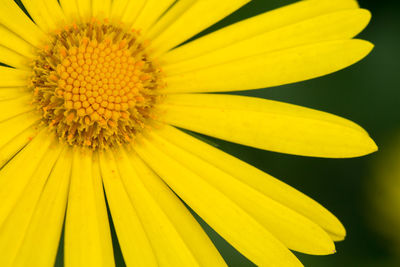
31;19;164;149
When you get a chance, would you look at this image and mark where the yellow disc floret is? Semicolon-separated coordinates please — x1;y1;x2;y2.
31;20;164;149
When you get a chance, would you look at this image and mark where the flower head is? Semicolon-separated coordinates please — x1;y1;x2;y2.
0;0;376;266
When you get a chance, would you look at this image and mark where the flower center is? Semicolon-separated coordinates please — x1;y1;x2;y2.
31;20;164;149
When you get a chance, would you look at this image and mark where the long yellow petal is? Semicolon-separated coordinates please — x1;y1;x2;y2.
119;0;146;27
0;0;46;47
99;151;158;267
148;129;335;254
0;137;62;266
128;152;227;267
0;126;40;168
150;0;250;57
0;25;34;58
146;0;197;40
164;39;373;93
0;111;40;148
0;95;34;123
164;9;371;76
13;148;72;267
133;0;175;34
76;0;92;20
0;45;29;69
0;66;30;87
163;0;360;64
109;0;129;20
20;0;56;32
64;149;114;267
0;87;30;101
0;129;53;229
134;138;303;267
159;94;377;158
59;0;80;23
155;124;347;240
92;0;111;18
115;149;204;266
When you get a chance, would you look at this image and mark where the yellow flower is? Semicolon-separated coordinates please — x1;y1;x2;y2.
0;0;377;266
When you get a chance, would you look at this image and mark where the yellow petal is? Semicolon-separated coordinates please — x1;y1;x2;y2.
146;0;197;40
0;111;40;148
0;87;30;101
20;0;57;32
99;151;158;267
0;137;62;266
92;0;111;18
0;25;34;58
0;126;40;168
64;149;114;267
164;39;373;93
76;0;92;20
13;148;72;267
0;0;46;47
148;129;335;254
133;0;175;34
163;0;360;64
59;0;80;23
112;149;203;266
109;0;130;20
128;152;227;267
0;129;53;229
0;45;29;69
164;9;371;76
119;0;146;26
0;95;34;123
134;138;303;267
0;66;30;87
150;0;250;57
154;124;346;240
159;94;377;158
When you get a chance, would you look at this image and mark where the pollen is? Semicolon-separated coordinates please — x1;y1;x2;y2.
31;20;164;149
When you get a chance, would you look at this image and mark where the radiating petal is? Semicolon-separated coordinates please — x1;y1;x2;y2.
76;0;92;20
64;150;114;267
164;9;371;76
133;0;175;34
163;0;360;63
92;0;111;18
153;124;346;240
0;87;30;101
109;0;130;20
116;0;145;26
0;111;40;148
0;0;46;47
0;66;30;87
159;94;377;158
99;151;158;267
0;136;62;266
128;152;227;267
0;45;29;69
147;129;335;254
13;148;72;267
0;95;34;123
20;0;56;32
134;138;303;267
0;129;54;230
146;0;196;40
0;25;34;58
149;0;250;57
0;126;40;168
106;149;203;266
59;0;80;23
164;39;373;93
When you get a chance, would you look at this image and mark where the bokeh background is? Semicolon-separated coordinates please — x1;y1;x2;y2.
9;0;398;266
191;0;400;266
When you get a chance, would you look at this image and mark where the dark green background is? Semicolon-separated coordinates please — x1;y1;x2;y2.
10;0;399;266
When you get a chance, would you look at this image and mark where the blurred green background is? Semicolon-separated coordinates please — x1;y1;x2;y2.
194;0;400;266
9;0;398;266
